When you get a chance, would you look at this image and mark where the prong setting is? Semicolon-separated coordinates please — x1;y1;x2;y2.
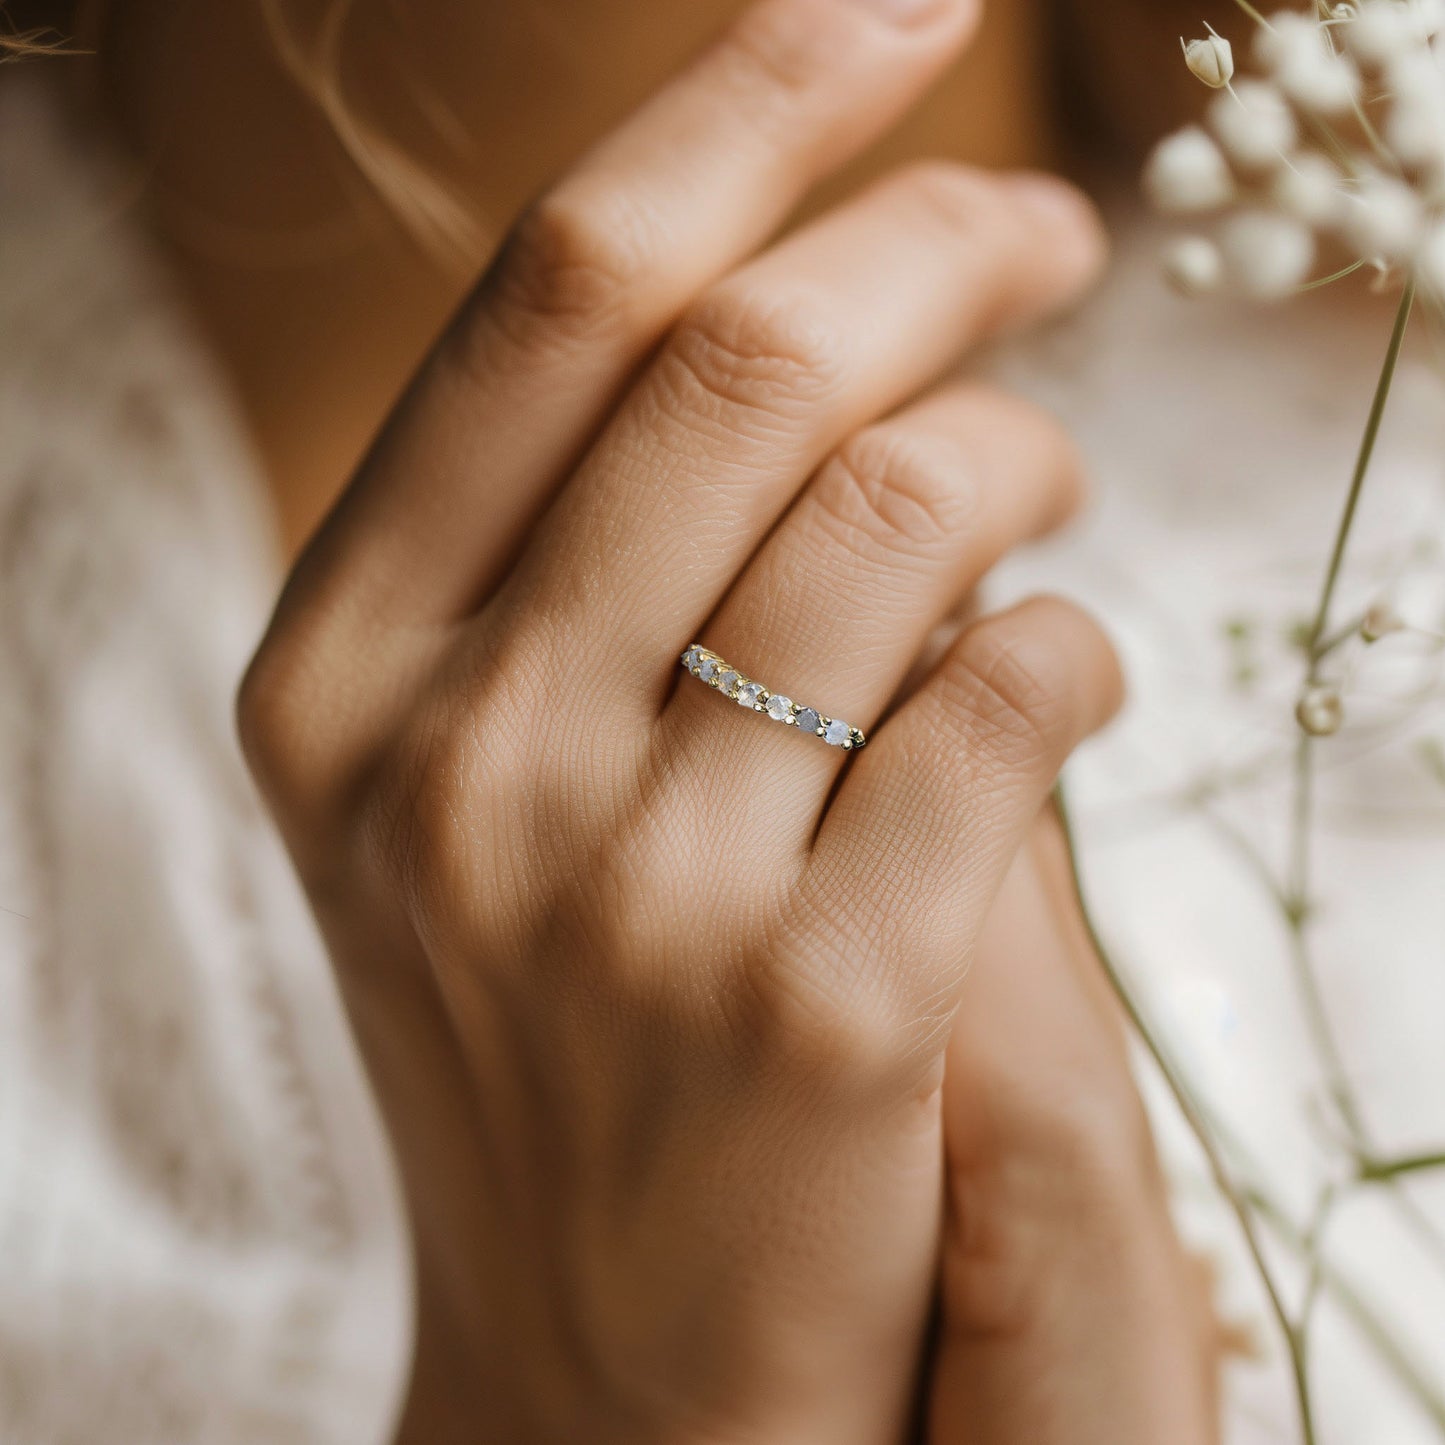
679;645;865;750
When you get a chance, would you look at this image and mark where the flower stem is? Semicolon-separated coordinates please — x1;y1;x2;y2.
1286;737;1369;1140
1306;284;1416;674
1296;260;1367;294
1231;0;1273;27
1287;287;1416;1146
1360;1150;1445;1182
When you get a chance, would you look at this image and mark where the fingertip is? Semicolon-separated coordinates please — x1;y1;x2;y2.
1005;171;1111;293
1026;593;1127;733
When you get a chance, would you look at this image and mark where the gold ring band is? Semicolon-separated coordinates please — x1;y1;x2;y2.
680;646;866;751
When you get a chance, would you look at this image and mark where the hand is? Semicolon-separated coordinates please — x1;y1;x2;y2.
930;810;1220;1444
239;0;1120;1439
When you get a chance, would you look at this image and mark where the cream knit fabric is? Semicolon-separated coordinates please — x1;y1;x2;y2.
0;83;411;1444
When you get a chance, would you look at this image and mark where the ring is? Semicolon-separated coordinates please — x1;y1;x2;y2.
680;645;867;751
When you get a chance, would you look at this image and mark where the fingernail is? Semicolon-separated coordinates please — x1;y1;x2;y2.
844;0;959;25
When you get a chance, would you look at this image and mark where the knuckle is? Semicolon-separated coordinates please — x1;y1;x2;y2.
486;183;654;340
236;632;335;824
818;428;975;560
667;284;846;422
938;621;1077;773
367;685;523;917
744;905;943;1094
760;967;913;1089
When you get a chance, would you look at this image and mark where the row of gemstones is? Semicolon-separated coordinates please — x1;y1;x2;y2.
680;646;865;750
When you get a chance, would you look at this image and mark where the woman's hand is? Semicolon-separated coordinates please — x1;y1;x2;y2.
239;0;1129;1439
930;810;1220;1444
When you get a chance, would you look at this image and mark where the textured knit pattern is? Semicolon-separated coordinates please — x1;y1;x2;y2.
0;82;410;1445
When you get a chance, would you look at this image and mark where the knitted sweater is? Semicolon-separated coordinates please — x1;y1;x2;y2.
0;81;410;1445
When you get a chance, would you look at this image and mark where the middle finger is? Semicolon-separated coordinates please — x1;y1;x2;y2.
489;162;1105;691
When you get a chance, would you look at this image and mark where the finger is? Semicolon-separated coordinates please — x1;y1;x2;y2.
661;387;1083;808
285;0;982;629
1028;806;1138;1039
805;597;1124;1001
500;164;1105;685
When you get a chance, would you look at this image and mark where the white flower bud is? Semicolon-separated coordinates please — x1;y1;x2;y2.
1162;235;1225;295
1220;210;1316;297
1144;127;1236;213
1297;685;1345;737
1410;0;1445;32
1257;15;1360;113
1361;601;1406;641
1385;83;1445;168
1283;50;1362;114
1340;174;1425;262
1271;154;1346;226
1415;220;1445;296
1344;1;1413;65
1210;81;1298;171
1184;32;1235;88
1386;46;1445;105
1255;13;1324;69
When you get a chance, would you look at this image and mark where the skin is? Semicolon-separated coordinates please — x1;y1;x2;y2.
47;0;1221;1438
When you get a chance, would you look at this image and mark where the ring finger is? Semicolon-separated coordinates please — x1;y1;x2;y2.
663;386;1084;815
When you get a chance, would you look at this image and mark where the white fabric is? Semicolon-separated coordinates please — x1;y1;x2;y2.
0;84;411;1444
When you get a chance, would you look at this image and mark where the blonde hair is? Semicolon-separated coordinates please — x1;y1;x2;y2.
1;0;484;269
256;0;484;267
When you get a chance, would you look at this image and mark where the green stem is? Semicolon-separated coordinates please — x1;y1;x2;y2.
1306;284;1416;674
1296;261;1367;294
1286;737;1369;1140
1360;1150;1445;1182
1247;1189;1445;1433
1053;787;1318;1445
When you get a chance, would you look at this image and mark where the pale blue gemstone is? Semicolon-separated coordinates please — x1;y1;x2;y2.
682;648;699;670
795;707;821;736
824;719;851;747
766;695;793;722
737;682;764;709
719;670;739;694
699;658;717;682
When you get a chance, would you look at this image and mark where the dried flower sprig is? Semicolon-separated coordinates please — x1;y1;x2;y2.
1104;7;1445;1445
1147;1;1445;300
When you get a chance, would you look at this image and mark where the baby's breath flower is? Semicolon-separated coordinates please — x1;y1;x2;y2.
1221;209;1316;296
1362;601;1407;640
1271;154;1347;226
1184;31;1236;88
1344;1;1417;64
1210;80;1298;170
1149;4;1445;302
1297;685;1346;736
1417;220;1445;294
1342;174;1426;261
1145;127;1236;212
1162;235;1226;294
1257;11;1362;113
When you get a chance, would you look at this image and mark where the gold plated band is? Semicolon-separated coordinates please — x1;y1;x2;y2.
680;645;867;751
